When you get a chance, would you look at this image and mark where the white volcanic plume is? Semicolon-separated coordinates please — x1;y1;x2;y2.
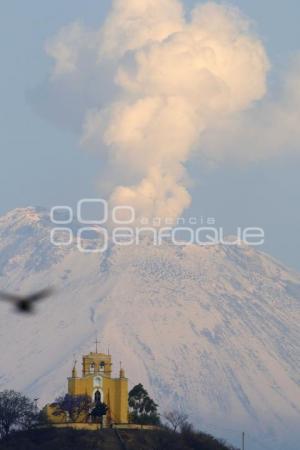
47;1;269;220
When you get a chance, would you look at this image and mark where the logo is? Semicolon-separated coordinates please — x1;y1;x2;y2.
50;199;265;253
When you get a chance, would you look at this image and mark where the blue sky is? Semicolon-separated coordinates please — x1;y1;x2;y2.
0;0;300;270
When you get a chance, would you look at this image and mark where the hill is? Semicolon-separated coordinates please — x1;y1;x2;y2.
0;428;237;450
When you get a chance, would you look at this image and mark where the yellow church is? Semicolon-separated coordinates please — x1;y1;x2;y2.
46;342;128;426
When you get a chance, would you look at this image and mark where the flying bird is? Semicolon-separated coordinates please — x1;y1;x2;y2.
0;288;54;313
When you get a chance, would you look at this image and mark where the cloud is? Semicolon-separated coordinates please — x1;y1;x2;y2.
99;0;184;58
43;1;299;220
198;55;300;165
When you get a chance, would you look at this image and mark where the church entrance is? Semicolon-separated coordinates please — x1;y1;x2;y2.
94;390;101;404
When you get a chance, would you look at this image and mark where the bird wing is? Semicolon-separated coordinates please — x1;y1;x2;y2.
0;291;21;303
26;288;54;303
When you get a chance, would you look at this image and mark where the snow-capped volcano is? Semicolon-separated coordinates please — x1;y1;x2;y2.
0;207;299;450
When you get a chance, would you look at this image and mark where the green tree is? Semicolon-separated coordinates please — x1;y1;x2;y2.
90;402;108;427
0;390;37;438
128;383;160;425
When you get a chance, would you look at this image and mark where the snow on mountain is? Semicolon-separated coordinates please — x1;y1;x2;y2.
0;207;300;449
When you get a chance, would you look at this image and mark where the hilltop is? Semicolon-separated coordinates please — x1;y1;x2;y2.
0;428;237;450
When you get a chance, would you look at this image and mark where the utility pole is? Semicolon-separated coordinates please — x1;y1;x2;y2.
242;431;245;450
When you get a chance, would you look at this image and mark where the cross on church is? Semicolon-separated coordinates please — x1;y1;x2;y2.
94;336;100;353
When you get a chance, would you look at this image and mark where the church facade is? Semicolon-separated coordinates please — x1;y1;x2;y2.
46;346;128;425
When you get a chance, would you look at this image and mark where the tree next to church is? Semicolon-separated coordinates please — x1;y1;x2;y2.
54;394;91;423
128;384;160;425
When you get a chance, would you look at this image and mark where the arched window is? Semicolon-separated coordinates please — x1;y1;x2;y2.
99;361;105;372
90;362;95;374
94;376;102;387
94;390;101;403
